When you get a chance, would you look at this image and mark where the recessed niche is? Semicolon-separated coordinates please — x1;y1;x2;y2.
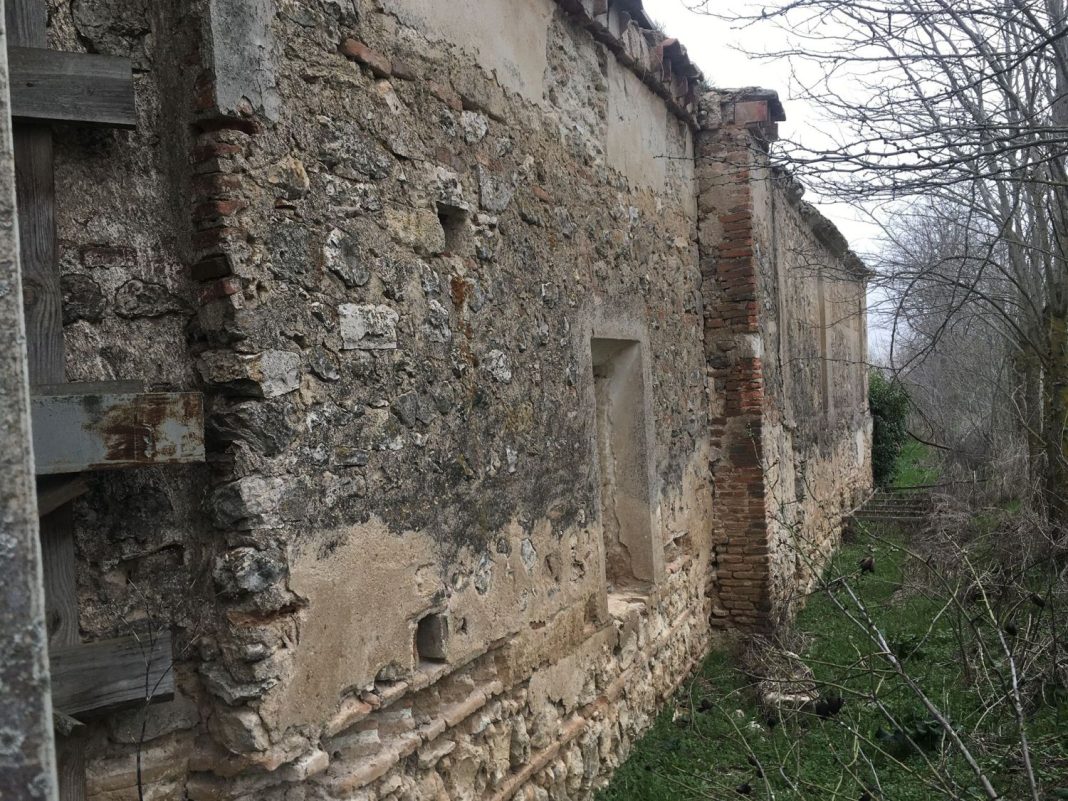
436;201;470;255
415;612;449;663
591;337;660;592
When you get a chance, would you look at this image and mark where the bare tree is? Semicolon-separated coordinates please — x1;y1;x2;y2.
687;0;1068;531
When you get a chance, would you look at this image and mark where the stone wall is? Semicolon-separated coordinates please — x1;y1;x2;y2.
29;1;868;799
754;173;872;618
48;1;714;799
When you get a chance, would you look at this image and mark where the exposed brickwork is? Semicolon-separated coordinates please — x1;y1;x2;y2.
341;38;393;78
696;100;776;629
697;92;871;630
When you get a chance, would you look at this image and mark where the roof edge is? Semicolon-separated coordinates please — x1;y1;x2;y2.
774;168;869;278
552;0;706;128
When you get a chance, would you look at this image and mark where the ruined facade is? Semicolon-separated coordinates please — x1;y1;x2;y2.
15;0;870;799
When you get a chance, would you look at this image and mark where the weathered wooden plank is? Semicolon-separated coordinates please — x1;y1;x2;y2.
8;47;136;129
39;504;84;801
5;0;46;48
36;475;89;517
50;635;174;717
13;124;58;385
40;507;79;647
9;4;131;799
31;388;205;475
54;739;84;801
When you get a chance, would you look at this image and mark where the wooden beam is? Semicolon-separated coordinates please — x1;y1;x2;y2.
36;475;89;518
31;386;205;475
39;505;84;801
8;47;136;129
5;0;46;47
13;123;58;385
50;635;174;717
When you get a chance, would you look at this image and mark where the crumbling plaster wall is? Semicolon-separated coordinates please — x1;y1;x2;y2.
35;0;872;797
44;0;716;800
376;0;556;103
749;159;873;619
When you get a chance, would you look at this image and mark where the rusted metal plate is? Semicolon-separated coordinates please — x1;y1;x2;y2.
31;384;204;475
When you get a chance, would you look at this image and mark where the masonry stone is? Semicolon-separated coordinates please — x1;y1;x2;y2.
61;273;106;324
477;165;516;213
339;303;400;350
114;278;190;318
198;350;302;399
211;477;287;529
214;546;288;596
385;207;447;256
322;227;372;288
21;2;871;800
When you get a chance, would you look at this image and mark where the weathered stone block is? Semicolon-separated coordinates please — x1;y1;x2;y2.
322;227;370;288
108;693;199;744
200;661;278;704
114;279;191;318
424;299;452;343
197;350;302;398
339;304;399;350
483;349;512;383
61;273;106;324
211;477;286;528
385;207;447;256
477;165;515;213
266;155;310;200
213;545;287;595
208;706;270;753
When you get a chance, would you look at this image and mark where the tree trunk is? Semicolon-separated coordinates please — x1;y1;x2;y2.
1044;311;1068;539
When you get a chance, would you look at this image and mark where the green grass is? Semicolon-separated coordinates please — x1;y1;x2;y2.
598;528;1067;800
891;439;939;489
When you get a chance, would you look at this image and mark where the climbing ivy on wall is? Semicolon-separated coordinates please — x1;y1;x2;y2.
869;370;911;486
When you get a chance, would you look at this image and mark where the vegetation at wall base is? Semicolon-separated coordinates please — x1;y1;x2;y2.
869;369;911;487
599;460;1067;800
892;440;937;490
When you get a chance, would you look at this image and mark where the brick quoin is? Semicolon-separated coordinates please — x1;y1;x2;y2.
697;94;777;630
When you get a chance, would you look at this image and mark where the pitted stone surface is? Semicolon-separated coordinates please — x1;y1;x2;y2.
339;304;400;350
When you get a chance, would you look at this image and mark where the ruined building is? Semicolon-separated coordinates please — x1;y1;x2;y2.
0;1;871;800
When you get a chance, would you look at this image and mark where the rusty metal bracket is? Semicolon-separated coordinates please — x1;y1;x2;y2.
31;382;204;475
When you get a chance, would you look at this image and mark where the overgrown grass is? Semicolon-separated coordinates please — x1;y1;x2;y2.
598;532;1067;799
597;455;1067;800
892;439;939;488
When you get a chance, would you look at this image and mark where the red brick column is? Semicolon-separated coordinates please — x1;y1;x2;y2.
696;92;781;631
